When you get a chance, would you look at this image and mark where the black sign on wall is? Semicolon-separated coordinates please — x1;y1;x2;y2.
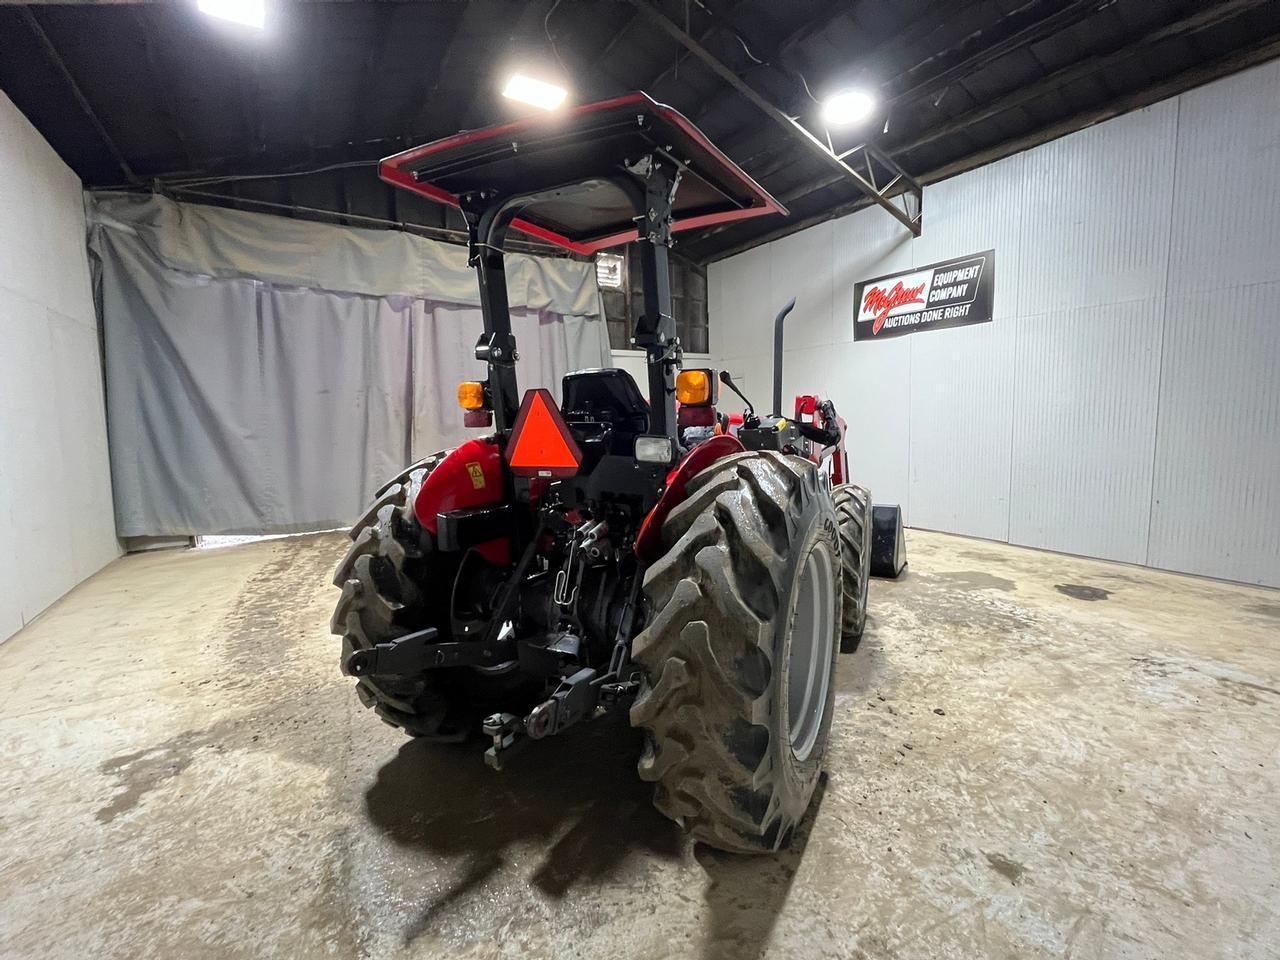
853;250;995;341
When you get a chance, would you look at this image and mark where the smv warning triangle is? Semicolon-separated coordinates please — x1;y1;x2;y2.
505;388;583;478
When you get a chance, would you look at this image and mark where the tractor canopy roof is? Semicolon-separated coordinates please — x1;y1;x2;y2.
379;92;786;255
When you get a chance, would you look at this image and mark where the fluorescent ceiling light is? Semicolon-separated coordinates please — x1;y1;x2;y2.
198;0;265;30
822;89;876;126
502;73;568;111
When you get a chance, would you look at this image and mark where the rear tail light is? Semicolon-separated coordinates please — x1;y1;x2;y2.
678;404;716;428
457;381;487;411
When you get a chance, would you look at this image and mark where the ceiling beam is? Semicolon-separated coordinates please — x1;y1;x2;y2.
399;1;476;143
702;0;982;175
699;27;1280;263
646;0;707;90
351;2;398;142
701;0;988;193
890;0;1270;159
131;7;194;172
626;0;922;235
886;0;1104;110
764;0;1269;212
594;10;643;64
645;0;767;95
20;6;138;184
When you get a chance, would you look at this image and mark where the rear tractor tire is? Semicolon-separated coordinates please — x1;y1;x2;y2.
630;451;842;853
330;450;468;741
832;483;873;650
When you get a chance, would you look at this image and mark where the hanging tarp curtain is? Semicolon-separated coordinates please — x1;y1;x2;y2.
86;193;610;537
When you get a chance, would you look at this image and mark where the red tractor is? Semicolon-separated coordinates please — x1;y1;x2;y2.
331;93;873;853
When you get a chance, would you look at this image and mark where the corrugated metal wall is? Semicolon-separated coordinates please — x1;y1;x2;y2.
708;61;1280;587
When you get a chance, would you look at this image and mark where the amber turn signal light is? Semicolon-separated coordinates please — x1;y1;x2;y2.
457;381;486;411
676;368;716;406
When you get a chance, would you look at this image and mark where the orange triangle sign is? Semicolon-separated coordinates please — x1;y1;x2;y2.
506;388;583;477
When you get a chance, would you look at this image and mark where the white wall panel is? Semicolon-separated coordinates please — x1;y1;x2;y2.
913;151;1027;317
1017;100;1178;315
0;92;118;642
0;286;62;639
707;61;1280;585
0;113;96;327
778;342;834;413
1148;285;1280;586
832;205;914;345
825;338;912;515
1166;60;1280;296
608;350;649;388
767;220;835;352
1008;300;1164;564
907;321;1016;541
48;312;119;584
718;349;777;411
713;242;775;350
712;239;797;406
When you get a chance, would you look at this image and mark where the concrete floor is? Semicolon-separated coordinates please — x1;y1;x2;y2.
1;530;1277;959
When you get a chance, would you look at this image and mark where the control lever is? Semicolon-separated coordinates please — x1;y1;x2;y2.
718;370;758;428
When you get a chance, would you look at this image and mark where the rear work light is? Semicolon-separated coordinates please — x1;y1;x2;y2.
676;368;718;406
635;435;675;464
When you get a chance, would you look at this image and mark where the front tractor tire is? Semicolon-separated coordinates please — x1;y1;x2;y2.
832;483;873;649
630;451;842;853
330;450;467;741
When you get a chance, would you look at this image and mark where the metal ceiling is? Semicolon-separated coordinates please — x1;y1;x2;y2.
2;0;1277;263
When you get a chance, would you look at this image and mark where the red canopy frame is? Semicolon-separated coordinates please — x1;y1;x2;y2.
379;92;786;255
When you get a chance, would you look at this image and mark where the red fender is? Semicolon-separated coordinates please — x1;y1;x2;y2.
634;434;745;565
414;438;511;565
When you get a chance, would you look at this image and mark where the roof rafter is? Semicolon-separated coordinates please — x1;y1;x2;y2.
19;6;138;184
627;0;922;235
891;0;1270;159
697;23;1280;262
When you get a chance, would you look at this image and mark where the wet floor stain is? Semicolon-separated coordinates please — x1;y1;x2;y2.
1056;583;1111;601
957;548;1012;565
96;731;204;823
1247;602;1280;621
1099;571;1146;585
984;852;1027;884
1130;655;1178;678
1216;675;1280;704
930;570;1016;592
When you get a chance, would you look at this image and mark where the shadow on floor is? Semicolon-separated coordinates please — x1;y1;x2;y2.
366;714;829;955
365;714;684;941
694;776;827;960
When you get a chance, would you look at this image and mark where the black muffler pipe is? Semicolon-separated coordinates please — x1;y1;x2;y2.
771;297;797;418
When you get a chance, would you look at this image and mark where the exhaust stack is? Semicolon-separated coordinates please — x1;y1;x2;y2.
771;297;797;418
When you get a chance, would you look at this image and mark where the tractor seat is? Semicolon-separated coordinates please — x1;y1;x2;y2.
561;368;650;455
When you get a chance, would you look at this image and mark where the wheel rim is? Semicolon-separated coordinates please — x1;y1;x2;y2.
787;540;837;761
